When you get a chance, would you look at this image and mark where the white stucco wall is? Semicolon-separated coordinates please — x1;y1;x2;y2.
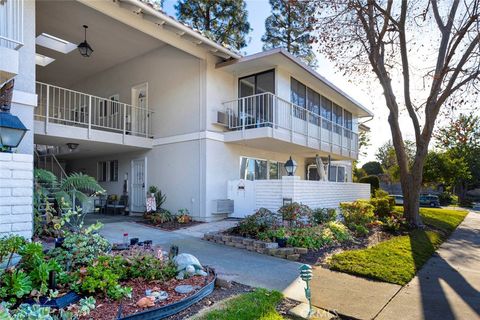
0;153;33;238
72;45;203;138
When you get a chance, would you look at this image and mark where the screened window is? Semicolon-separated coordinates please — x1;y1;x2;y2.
328;165;346;182
291;78;307;120
97;160;118;182
344;110;353;138
321;97;333;130
269;161;279;180
109;160;118;182
239;70;275;97
328;165;338;182
307;88;321;125
333;104;343;134
337;166;346;182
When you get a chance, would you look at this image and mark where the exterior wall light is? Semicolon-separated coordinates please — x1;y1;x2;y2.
0;80;28;152
284;156;297;176
78;25;94;57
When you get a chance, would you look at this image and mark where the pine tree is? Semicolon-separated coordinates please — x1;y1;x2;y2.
175;0;251;51
262;0;317;67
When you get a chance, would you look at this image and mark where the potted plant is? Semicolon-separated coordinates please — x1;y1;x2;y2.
274;227;288;248
148;185;158;198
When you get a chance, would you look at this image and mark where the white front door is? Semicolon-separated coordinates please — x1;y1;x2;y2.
131;158;146;212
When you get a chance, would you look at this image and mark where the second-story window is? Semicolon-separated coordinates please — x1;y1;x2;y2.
291;78;306;119
333;104;343;134
321;96;332;130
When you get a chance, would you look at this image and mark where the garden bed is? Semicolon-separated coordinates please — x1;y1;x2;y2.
140;220;204;231
85;271;215;320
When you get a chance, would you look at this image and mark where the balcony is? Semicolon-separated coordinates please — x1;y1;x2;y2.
0;0;23;83
34;82;153;148
220;93;359;159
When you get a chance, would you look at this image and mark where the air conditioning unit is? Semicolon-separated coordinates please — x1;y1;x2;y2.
216;111;229;126
212;199;234;215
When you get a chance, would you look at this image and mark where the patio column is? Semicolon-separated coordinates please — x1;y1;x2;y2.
281;175;300;203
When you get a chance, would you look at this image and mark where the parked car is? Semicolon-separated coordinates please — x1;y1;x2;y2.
390;195;404;205
419;194;441;207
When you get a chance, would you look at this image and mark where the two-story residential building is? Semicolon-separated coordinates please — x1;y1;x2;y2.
0;0;372;237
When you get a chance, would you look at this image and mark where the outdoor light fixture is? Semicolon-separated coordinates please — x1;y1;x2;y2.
284;156;297;176
0;80;28;152
66;142;79;151
77;25;94;57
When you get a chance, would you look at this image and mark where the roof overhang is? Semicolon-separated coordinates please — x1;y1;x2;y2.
217;49;374;118
115;0;241;60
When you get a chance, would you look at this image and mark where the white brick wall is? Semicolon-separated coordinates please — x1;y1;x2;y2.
0;153;33;239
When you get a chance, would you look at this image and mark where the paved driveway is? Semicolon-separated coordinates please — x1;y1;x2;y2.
97;220;306;300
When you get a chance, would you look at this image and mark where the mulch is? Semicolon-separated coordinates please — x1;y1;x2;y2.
139;220;204;231
83;274;215;320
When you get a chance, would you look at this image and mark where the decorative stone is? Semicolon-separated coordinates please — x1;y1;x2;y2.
231;236;244;243
268;248;279;255
242;238;254;245
287;254;300;261
256;248;266;254
265;242;279;249
215;277;233;289
234;243;246;249
226;241;235;246
213;234;223;242
246;245;255;251
136;296;155;308
175;285;194;294
254;240;266;248
221;235;232;242
151;291;169;301
203;233;214;240
295;247;308;254
280;247;295;255
174;253;208;279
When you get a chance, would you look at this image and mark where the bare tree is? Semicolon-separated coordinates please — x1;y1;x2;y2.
314;0;480;226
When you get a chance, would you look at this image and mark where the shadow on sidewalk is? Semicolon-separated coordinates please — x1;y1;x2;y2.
411;228;480;320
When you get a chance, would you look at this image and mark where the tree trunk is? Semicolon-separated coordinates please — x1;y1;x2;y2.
401;174;423;227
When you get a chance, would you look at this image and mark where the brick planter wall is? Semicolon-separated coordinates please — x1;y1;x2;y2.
0;153;33;239
204;232;307;261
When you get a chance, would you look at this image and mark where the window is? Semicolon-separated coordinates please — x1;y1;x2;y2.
109;160;118;182
240;157;286;180
239;70;275;97
333;104;343;134
328;165;346;182
337;166;346;182
321;96;332;130
97;161;107;182
97;160;118;182
307;88;321;125
328;165;338;182
291;78;306;119
344;110;353;138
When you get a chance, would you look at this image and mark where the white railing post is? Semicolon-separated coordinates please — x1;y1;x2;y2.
88;96;92;138
145;109;149;138
290;103;294;142
123;103;127;143
241;97;245;137
45;84;49;134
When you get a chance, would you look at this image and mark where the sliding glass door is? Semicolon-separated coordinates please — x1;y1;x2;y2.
238;70;275;128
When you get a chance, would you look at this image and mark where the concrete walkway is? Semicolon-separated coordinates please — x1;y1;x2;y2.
376;211;480;320
98;221;306;296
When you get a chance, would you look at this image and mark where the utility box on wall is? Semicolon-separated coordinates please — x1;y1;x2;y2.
212;199;234;215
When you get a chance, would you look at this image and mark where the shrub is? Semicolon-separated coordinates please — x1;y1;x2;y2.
325;221;352;243
287;227;333;249
370;193;395;219
359;175;380;194
237;208;279;237
438;192;458;206
144;209;174;224
278;203;312;226
340;201;375;235
176;208;192;224
312;208;337;224
382;216;408;233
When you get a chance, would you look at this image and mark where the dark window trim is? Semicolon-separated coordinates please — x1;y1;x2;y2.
238;69;276;97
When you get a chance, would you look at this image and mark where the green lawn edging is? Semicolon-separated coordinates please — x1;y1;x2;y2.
329;208;468;285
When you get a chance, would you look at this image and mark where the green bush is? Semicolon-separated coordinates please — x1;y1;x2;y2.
340;201;375;236
312;208;337;224
144;209;174;224
359;175;380;194
325;221;352;242
370;192;395;219
287;227;333;249
237;208;279;237
278;203;312;226
438;192;458;206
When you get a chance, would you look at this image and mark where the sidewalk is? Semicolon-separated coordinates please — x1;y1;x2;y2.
310;212;480;320
376;211;480;320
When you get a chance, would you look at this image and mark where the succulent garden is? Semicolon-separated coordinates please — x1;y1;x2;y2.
0;170;216;319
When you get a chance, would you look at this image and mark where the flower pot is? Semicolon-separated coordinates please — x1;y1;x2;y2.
276;237;287;248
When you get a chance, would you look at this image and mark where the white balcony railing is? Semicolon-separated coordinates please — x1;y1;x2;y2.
222;92;358;156
0;0;24;50
35;82;153;138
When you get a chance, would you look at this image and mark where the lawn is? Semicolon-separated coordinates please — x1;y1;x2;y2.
329;207;468;285
200;289;284;320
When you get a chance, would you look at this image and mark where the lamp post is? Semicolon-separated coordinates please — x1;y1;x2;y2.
0;80;28;152
299;264;313;318
284;156;297;176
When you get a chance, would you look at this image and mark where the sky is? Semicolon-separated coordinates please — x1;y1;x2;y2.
162;0;423;165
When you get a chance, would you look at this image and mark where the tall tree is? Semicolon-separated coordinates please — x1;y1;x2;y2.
434;113;480;201
175;0;251;51
261;0;317;67
314;1;480;226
